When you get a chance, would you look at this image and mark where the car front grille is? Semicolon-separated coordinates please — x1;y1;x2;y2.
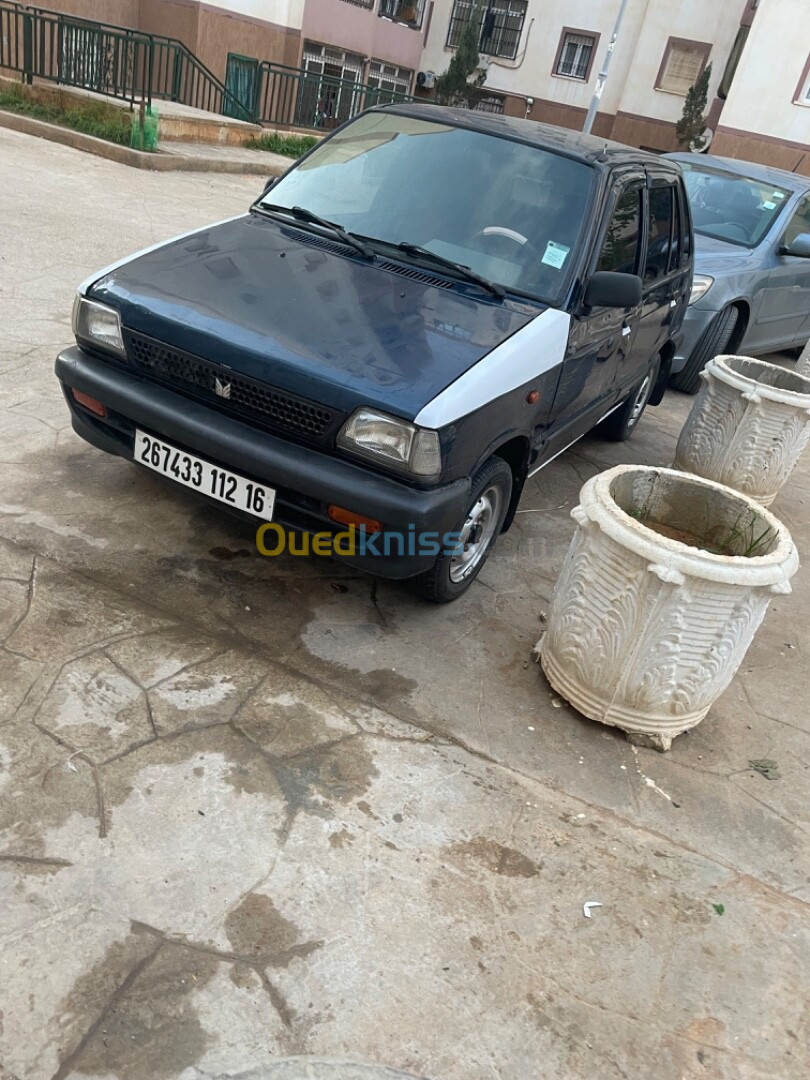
124;331;336;443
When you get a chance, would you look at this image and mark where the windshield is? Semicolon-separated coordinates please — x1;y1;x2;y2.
680;160;792;247
259;111;595;302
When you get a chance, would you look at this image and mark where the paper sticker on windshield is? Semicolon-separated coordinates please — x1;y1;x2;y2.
542;241;570;269
773;191;786;200
762;200;777;210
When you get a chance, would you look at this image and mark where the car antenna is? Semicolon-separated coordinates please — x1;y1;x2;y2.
597;143;609;162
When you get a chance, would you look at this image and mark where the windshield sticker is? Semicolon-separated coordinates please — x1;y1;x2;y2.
542;241;570;269
761;200;777;210
773;191;786;200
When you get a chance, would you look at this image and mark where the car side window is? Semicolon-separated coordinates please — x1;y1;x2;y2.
669;188;682;272
679;182;692;266
597;188;642;274
782;194;810;249
643;186;675;283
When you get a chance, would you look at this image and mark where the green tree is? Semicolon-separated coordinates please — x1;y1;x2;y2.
434;5;486;108
676;62;712;148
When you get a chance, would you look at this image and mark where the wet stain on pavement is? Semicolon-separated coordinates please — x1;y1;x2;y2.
224;892;300;958
58;940;218;1080
448;836;540;878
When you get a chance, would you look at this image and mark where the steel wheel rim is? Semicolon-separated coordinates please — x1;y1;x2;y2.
449;483;503;583
629;374;652;425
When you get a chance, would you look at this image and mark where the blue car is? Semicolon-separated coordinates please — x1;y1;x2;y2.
57;105;691;600
665;153;810;393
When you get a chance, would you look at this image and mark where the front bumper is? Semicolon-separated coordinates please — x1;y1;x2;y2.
55;347;470;578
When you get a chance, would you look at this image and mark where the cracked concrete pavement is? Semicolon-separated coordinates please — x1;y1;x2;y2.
0;126;808;1080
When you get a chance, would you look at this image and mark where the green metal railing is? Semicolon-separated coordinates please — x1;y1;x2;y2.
0;2;418;131
0;1;252;118
251;61;417;132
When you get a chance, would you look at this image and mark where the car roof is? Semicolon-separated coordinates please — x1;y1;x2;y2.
375;103;677;169
665;152;809;190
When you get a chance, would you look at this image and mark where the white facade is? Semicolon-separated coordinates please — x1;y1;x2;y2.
719;0;810;147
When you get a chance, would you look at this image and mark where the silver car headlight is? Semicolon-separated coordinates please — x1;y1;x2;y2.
688;274;714;306
337;408;441;480
72;295;126;358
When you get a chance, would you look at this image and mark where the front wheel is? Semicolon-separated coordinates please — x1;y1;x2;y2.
413;457;512;603
670;305;740;394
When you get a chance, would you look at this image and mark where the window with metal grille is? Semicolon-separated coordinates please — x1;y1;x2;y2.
367;59;413;97
446;1;528;61
340;0;373;7
555;31;596;80
656;38;710;96
379;0;426;29
474;93;505;114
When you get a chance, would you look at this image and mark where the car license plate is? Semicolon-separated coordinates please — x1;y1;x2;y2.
134;430;275;521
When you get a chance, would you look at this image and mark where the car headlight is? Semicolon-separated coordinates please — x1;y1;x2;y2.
72;295;125;358
688;274;714;306
337;408;441;479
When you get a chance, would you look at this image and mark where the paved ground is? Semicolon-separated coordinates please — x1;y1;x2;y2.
0;126;808;1080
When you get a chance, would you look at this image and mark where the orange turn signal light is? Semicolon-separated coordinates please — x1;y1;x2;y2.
327;505;382;534
72;388;106;417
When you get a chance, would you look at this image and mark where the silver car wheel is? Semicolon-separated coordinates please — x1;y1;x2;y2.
449;484;503;583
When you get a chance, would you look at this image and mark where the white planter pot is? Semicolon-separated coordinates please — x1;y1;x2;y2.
674;354;810;506
538;466;798;751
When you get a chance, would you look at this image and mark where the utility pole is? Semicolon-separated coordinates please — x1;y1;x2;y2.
583;0;630;135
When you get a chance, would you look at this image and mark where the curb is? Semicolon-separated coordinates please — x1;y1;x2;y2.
0;110;285;175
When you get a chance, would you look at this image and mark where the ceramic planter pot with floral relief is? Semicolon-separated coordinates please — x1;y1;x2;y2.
674;354;810;506
538;466;798;750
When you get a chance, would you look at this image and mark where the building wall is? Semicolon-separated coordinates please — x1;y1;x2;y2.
302;0;426;72
13;0;303;81
713;0;810;174
419;0;745;152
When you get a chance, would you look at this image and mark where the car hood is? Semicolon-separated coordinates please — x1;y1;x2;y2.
693;231;761;274
88;212;540;421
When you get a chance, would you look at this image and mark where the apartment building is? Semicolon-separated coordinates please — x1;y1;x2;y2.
417;0;810;172
36;0;430;94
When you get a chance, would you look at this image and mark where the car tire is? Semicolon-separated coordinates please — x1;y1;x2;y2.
597;360;658;442
413;456;512;604
670;305;740;394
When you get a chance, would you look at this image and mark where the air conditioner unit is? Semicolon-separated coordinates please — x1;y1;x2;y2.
416;70;435;89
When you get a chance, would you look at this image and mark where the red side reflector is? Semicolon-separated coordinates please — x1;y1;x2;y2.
327;505;382;534
72;388;106;417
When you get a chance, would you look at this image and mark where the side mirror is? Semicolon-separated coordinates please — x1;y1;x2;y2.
261;176;278;196
583;271;643;310
780;232;810;258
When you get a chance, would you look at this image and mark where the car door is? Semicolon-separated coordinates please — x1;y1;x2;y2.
542;178;644;459
619;173;688;392
751;192;810;349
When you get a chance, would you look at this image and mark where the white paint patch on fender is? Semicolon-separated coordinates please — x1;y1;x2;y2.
414;307;571;429
78;214;249;296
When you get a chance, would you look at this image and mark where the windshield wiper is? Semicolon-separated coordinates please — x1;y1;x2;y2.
396;242;505;300
257;203;375;260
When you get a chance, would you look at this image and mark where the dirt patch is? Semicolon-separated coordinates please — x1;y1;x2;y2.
449;836;540;878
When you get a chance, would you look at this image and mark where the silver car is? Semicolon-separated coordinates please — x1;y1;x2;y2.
665;153;810;393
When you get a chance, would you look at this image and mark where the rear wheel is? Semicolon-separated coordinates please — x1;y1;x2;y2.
670;305;740;394
597;360;658;442
413;456;512;603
